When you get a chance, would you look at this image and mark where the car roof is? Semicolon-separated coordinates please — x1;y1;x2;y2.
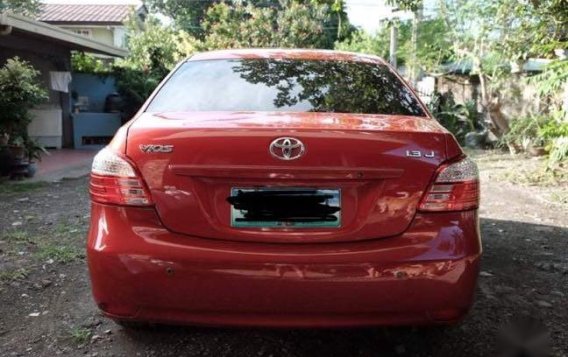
188;48;387;65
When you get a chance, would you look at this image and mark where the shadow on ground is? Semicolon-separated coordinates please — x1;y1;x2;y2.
82;218;566;357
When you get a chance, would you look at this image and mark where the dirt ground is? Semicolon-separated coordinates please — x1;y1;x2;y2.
0;151;566;357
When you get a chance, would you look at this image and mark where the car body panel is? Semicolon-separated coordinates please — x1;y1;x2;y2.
88;203;481;327
125;112;454;243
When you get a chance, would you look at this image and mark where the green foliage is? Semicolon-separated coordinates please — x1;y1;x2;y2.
0;0;40;16
113;67;162;118
501;115;551;149
0;268;28;283
145;0;222;37
71;17;203;118
201;1;331;49
0;57;47;147
429;92;480;144
491;0;567;61
119;16;197;73
335;29;391;58
548;137;568;168
36;245;82;263
146;0;352;46
539;111;568;168
68;327;91;345
539;117;568;140
527;60;568;98
500;111;567;170
0;181;46;195
408;18;453;72
71;52;111;74
334;18;452;72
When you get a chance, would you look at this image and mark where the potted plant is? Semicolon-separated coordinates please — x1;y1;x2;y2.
0;57;47;179
24;138;49;177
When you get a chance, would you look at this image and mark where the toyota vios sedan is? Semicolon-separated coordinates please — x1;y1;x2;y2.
87;49;481;328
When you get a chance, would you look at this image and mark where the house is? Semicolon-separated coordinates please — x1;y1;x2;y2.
0;12;127;149
38;2;147;49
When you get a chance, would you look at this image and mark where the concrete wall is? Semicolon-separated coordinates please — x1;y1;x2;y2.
436;74;548;120
69;74;121;149
70;73;117;112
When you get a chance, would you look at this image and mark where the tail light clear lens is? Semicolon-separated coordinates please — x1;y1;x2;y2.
89;148;152;206
418;157;479;212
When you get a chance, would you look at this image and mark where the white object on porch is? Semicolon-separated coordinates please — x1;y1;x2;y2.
49;71;72;93
28;106;63;149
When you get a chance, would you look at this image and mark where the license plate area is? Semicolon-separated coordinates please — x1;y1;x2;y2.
228;188;341;228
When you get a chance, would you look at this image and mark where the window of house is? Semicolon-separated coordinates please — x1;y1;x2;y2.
73;29;92;38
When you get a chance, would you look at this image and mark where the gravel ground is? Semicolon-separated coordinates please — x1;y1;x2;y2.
0;153;566;357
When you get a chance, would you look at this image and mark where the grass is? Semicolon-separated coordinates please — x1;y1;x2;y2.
1;220;86;264
0;181;47;196
1;230;35;244
470;149;568;185
0;268;28;282
36;244;83;264
469;149;568;206
69;327;91;345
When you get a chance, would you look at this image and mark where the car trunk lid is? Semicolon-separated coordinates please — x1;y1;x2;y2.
126;111;451;243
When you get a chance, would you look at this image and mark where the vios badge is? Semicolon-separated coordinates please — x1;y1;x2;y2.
140;144;174;153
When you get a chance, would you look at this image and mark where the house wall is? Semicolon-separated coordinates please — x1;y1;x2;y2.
59;25;125;48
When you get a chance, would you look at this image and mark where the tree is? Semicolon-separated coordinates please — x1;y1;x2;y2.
386;0;423;82
146;0;351;47
145;0;221;38
0;0;40;16
201;1;331;49
335;18;452;73
436;0;568;137
114;16;201;117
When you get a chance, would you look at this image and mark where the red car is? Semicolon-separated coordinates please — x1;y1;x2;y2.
87;49;481;328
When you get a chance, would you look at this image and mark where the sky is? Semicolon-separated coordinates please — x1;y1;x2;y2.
41;0;412;33
345;0;413;33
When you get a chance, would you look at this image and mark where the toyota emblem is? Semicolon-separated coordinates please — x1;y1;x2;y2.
269;137;305;160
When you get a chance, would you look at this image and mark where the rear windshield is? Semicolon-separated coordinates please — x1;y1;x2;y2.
146;59;426;116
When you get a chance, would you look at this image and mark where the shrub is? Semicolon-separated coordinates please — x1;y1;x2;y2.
501;115;550;151
0;57;48;145
429;92;482;144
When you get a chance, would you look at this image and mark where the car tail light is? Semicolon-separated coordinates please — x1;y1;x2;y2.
89;148;152;206
418;157;479;212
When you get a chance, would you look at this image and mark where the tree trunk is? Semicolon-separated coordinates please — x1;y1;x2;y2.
409;5;422;84
479;73;509;137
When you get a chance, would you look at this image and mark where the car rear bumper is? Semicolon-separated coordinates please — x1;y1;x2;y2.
87;203;482;327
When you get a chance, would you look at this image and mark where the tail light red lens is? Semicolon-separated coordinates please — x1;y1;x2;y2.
89;149;152;206
418;157;479;212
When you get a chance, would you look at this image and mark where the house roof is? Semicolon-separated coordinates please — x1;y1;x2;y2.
38;4;136;24
0;12;128;57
